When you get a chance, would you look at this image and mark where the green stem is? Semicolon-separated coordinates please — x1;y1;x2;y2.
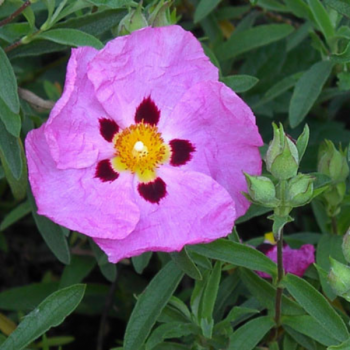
275;229;284;326
0;1;31;28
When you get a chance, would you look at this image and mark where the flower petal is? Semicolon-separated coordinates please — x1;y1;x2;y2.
161;81;263;217
169;139;195;166
44;47;116;169
26;125;140;239
94;167;236;263
135;96;160;125
99;118;119;142
138;177;167;204
88;25;218;129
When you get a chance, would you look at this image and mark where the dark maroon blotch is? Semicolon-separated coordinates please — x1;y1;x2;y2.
138;178;167;204
135;96;160;125
95;160;119;182
256;243;274;255
169;139;195;167
99;118;119;142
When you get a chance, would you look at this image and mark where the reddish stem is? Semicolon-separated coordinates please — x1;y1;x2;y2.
0;0;31;28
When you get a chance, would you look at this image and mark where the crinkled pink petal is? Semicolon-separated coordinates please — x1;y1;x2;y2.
257;244;315;278
94;167;236;263
26;125;140;239
161;81;263;217
88;25;219;129
44;46;116;169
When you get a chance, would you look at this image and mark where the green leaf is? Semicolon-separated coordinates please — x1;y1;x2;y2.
188;239;277;278
323;0;350;18
311;200;328;234
282;315;339;346
28;189;71;265
85;0;132;8
236;204;272;224
240;268;304;315
0;200;31;231
132;252;153;274
284;0;314;21
59;255;96;289
0;284;86;350
146;323;197;350
194;0;221;23
331;41;350;63
0;282;59;311
222;75;259;93
283;334;298;350
0;46;19;114
90;239;117;282
170;248;202;280
284;274;349;342
228;316;275;350
328;337;350;349
0;23;31;42
289;61;333;128
217;24;294;60
296;124;310;162
124;261;184;350
308;0;335;41
36;29;103;49
0;119;23;180
0;96;21;137
285;326;317;350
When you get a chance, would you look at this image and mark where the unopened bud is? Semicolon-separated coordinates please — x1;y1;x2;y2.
318;140;349;183
148;0;175;27
244;174;279;207
266;123;299;180
117;3;148;36
328;258;350;301
287;174;314;207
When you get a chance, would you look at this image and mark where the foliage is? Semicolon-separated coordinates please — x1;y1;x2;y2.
1;0;350;349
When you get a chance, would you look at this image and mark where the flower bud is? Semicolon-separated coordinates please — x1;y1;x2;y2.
244;173;280;207
148;0;176;27
266;123;299;180
318;140;349;183
117;3;148;36
287;174;314;207
328;258;350;301
323;182;346;209
342;229;350;264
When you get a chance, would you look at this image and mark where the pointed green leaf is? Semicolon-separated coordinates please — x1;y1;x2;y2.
124;261;184;350
0;96;21;137
0;284;86;350
90;239;116;282
289;61;333;128
328;337;350;349
36;29;103;49
222;75;259;93
170;248;202;280
296;124;310;161
0;200;31;231
0;47;19;114
308;0;335;41
228;316;275;350
284;274;349;342
331;41;350;63
132;252;153;274
324;0;350;18
188;239;277;277
194;0;221;23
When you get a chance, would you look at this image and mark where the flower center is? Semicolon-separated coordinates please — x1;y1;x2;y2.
112;122;170;182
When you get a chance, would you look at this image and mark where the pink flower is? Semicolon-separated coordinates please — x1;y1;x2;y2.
257;243;315;278
25;25;262;263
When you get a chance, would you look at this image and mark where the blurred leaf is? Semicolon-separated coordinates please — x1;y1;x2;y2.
282;315;339;346
59;255;96;289
289;61;333;128
308;0;335;41
0;97;21;138
0;23;31;42
124;261;184;350
0;284;86;350
34;336;75;348
217;24;294;60
90;239;116;282
28;189;71;265
215;6;250;20
227;316;274;350
22;5;35;29
284;274;349;342
132;252;153;274
284;0;314;21
0;282;59;312
0;47;19;114
188;239;277;278
311;200;328;234
236;204;272;224
146;323;197;350
0;200;31;231
256;0;289;12
324;0;350;18
328;338;350;349
36;29;103;49
85;0;132;8
283;334;298;350
222;75;259;93
285;326;317;350
0;312;16;336
194;0;221;23
170;248;202;280
332;41;350;63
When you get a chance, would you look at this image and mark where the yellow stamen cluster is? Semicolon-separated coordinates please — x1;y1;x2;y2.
112;122;170;182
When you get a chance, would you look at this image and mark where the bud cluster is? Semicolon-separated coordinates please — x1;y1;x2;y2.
117;1;176;36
